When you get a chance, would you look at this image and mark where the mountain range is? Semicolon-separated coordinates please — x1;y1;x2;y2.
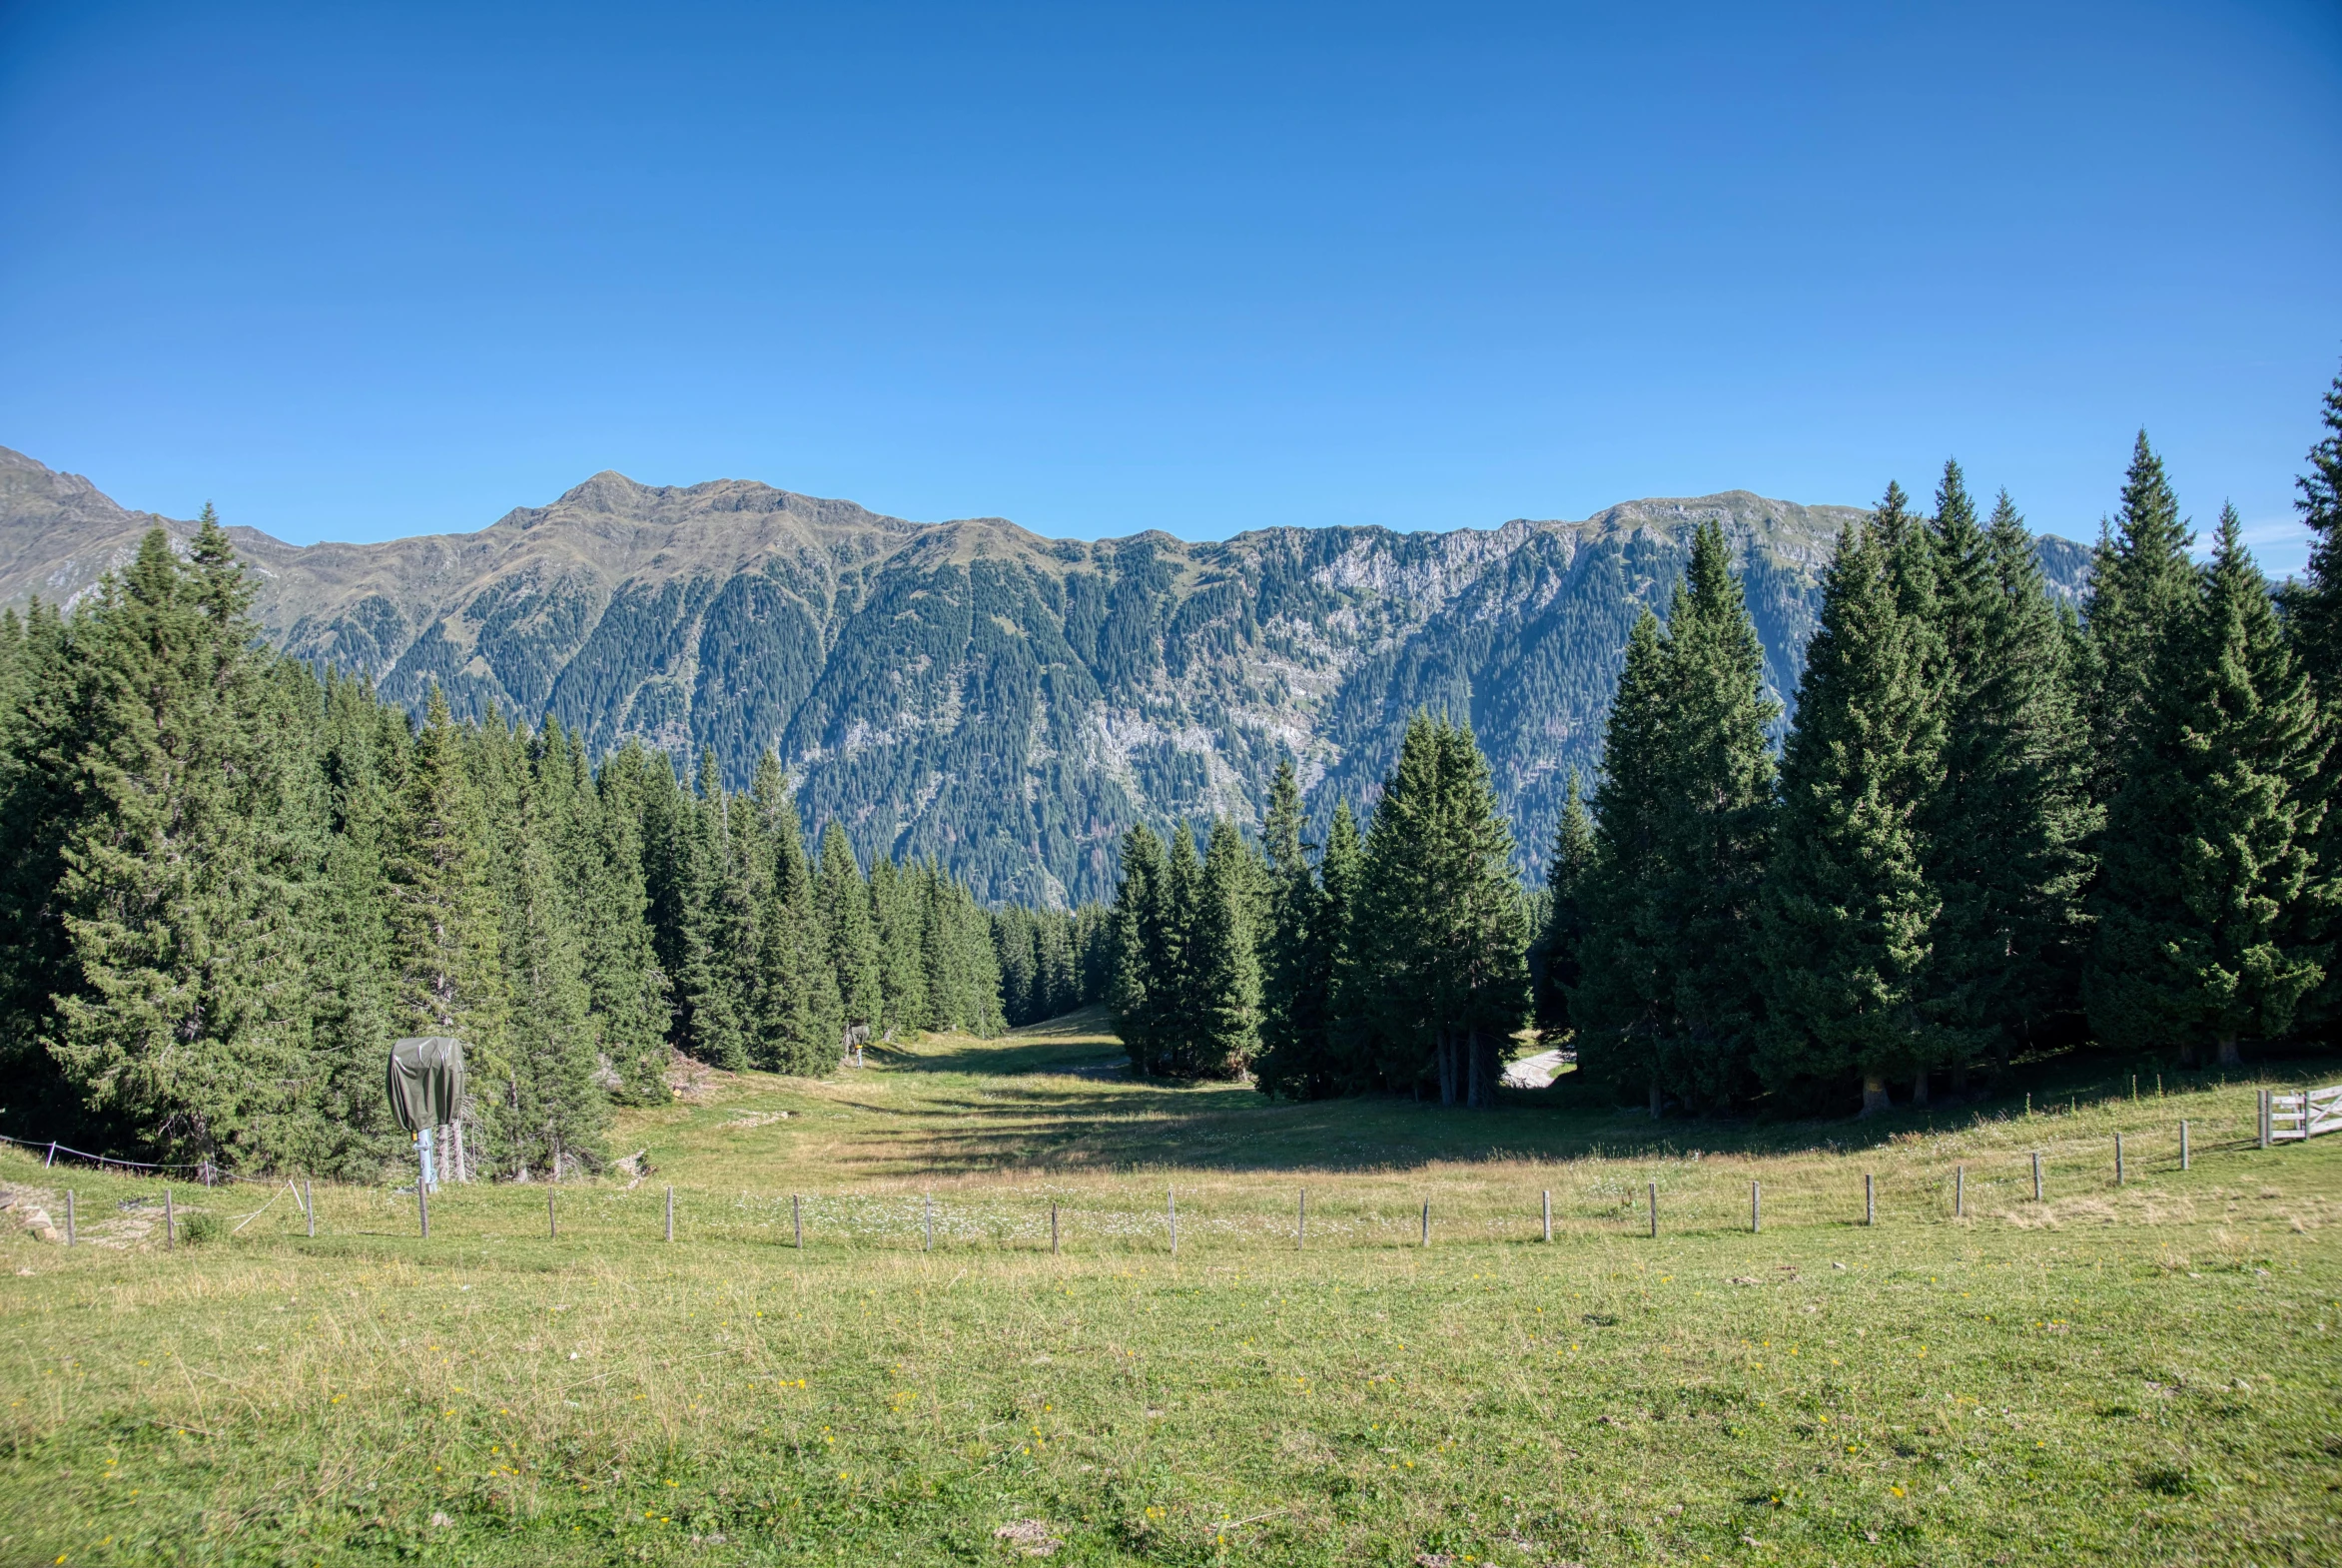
0;446;2093;907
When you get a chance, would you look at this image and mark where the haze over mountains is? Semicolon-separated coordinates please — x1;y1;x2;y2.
0;446;2092;907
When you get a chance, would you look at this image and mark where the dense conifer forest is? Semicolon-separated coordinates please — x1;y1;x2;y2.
1111;380;2342;1113
4;376;2336;1169
0;526;1104;1176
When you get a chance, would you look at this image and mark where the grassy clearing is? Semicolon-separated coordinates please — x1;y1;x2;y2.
2;1015;2337;1566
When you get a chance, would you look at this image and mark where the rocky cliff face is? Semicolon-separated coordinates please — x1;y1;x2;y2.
0;446;2092;906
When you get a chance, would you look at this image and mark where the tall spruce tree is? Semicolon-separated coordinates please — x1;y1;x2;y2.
746;754;844;1074
1317;800;1368;1090
1572;610;1674;1111
1183;817;1263;1079
2086;506;2329;1064
1919;476;2097;1076
817;820;883;1035
2082;433;2197;810
1106;823;1169;1074
2288;363;2342;1037
49;520;317;1169
1531;769;1595;1042
493;755;605;1177
1757;496;1944;1115
572;740;673;1103
1254;759;1335;1099
869;855;929;1036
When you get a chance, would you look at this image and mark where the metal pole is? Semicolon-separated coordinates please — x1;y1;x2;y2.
1647;1181;1658;1239
2031;1151;2042;1201
164;1188;174;1250
1542;1189;1552;1243
793;1194;803;1249
665;1185;674;1242
2260;1089;2272;1150
1751;1180;1760;1234
2180;1120;2190;1171
1865;1173;1876;1226
305;1178;315;1238
1954;1166;1964;1217
45;1141;55;1168
1420;1201;1430;1247
417;1172;429;1239
1051;1200;1060;1256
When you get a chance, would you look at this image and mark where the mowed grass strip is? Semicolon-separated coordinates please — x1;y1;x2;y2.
1;1020;2336;1566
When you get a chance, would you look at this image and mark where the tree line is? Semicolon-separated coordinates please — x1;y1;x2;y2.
0;519;1054;1177
1112;375;2342;1113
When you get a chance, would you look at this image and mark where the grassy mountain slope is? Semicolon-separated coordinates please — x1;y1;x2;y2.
0;446;2092;904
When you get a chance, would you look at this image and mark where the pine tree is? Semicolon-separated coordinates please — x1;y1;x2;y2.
1531;769;1595;1041
1317;801;1368;1090
49;520;318;1169
2082;433;2197;809
870;855;929;1037
2086;506;2329;1064
1107;823;1170;1074
1757;499;1943;1115
1432;719;1534;1109
573;741;674;1103
1919;478;2097;1077
816;820;883;1034
2288;363;2342;1037
1571;609;1674;1110
1185;817;1263;1078
1254;759;1335;1099
494;757;605;1177
746;754;843;1074
1642;520;1779;1110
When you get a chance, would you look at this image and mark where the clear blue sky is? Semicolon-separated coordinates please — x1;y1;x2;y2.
3;2;2337;570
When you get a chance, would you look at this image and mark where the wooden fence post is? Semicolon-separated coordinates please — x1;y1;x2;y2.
1051;1200;1060;1256
793;1194;803;1249
1542;1189;1552;1243
664;1186;674;1242
1865;1173;1875;1226
924;1193;934;1252
1955;1166;1964;1217
1297;1187;1305;1249
164;1188;175;1250
2031;1152;2042;1202
1751;1181;1761;1234
547;1189;557;1239
2115;1134;2125;1186
305;1178;315;1238
1168;1186;1177;1257
1647;1181;1657;1239
1420;1201;1430;1247
2180;1121;2190;1171
2259;1089;2272;1150
64;1190;73;1247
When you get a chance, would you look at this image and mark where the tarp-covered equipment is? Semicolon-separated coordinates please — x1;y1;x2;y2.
387;1036;467;1134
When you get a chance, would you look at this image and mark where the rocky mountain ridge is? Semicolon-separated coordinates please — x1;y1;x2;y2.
0;445;2092;906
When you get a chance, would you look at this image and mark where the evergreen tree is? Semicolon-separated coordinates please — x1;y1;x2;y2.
2082;433;2197;809
572;741;674;1103
1531;769;1595;1041
1317;801;1368;1089
2085;506;2329;1064
494;757;605;1177
2287;363;2342;1036
1107;823;1170;1074
746;754;844;1074
1757;500;1944;1115
1183;817;1263;1078
870;855;929;1036
1919;478;2097;1077
1572;610;1674;1111
49;520;317;1169
816;820;883;1034
1254;759;1335;1099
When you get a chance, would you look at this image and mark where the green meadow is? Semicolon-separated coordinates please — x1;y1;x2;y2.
3;1014;2337;1567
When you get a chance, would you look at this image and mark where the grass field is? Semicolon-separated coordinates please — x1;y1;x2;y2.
3;1012;2337;1566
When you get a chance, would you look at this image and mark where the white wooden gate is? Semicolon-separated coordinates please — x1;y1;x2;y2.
2272;1085;2342;1143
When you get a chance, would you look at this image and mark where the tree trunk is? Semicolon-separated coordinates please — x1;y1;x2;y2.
1950;1060;1969;1099
2216;1035;2242;1067
1860;1074;1892;1117
1436;1032;1456;1107
1466;1029;1491;1111
1648;1080;1664;1120
2178;1041;2200;1069
1910;1070;1930;1109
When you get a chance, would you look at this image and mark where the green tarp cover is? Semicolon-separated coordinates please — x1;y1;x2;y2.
387;1036;467;1134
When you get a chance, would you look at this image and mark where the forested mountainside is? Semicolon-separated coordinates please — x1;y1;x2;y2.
0;446;2093;906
